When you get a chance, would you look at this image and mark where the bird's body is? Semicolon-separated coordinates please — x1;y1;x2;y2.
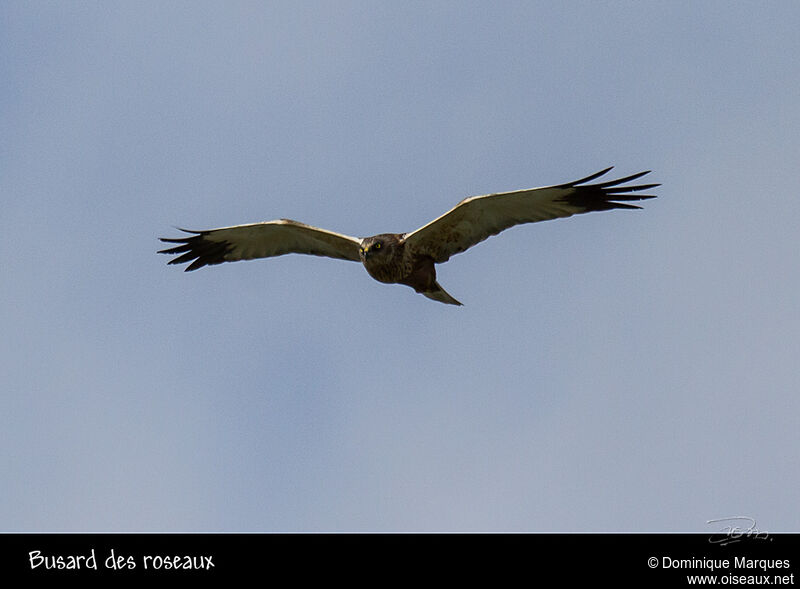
358;233;460;304
159;168;659;305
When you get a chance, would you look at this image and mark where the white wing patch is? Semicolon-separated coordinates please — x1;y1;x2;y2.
403;168;658;263
159;219;362;271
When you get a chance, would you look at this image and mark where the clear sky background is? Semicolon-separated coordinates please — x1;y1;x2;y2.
2;1;799;532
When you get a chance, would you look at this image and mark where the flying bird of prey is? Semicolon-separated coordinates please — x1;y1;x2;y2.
159;167;658;306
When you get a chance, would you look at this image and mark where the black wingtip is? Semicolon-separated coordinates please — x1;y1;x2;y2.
158;227;230;271
557;168;659;212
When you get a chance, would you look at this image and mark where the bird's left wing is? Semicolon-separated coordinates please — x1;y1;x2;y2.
402;168;658;263
159;219;362;271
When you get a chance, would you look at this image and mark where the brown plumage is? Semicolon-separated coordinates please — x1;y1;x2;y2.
358;234;458;304
159;167;658;305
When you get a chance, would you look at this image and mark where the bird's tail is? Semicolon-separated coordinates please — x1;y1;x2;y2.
421;281;463;306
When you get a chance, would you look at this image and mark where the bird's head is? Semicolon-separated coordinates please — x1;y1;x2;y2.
359;234;400;262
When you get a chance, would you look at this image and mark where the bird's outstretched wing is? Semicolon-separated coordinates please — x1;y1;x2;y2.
158;219;362;271
402;167;659;263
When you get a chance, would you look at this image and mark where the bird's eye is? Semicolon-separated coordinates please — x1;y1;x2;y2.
374;243;381;250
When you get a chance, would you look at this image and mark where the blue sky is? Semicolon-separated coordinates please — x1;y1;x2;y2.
2;1;799;532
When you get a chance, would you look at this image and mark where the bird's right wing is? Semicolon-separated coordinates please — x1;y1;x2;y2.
158;219;362;271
